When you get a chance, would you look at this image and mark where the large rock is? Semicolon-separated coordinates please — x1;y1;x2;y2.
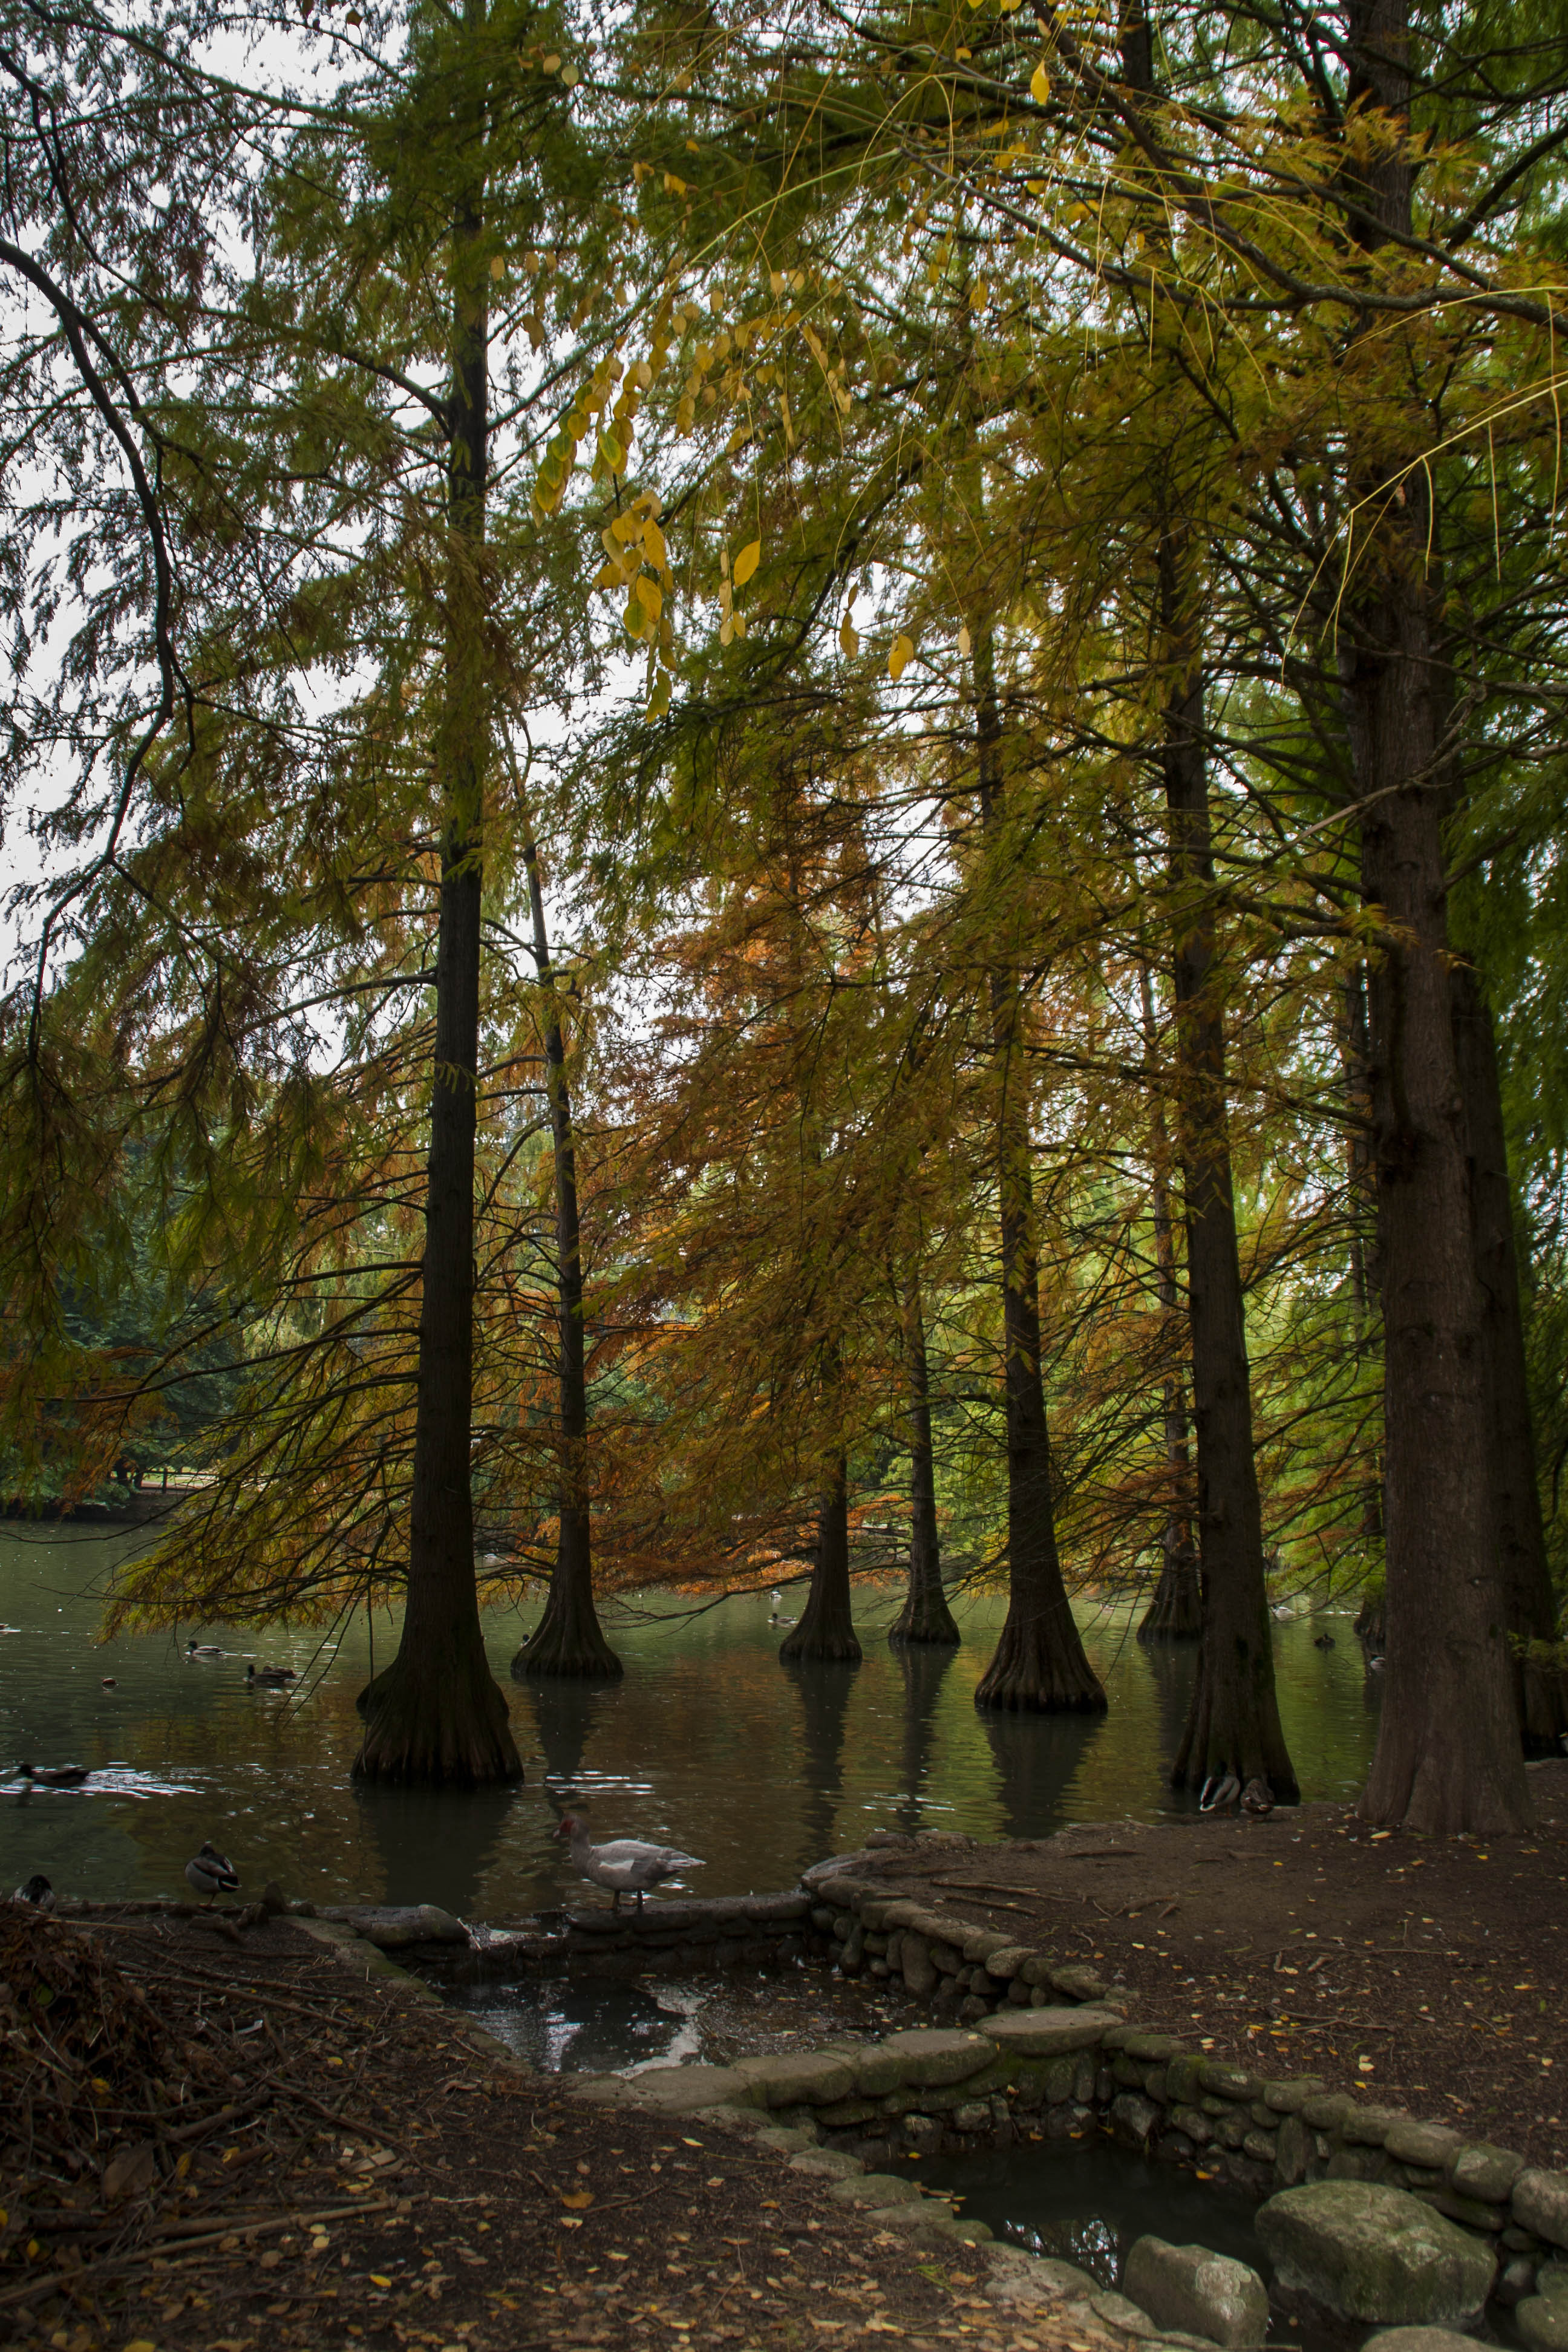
1364;2331;1480;2352
978;2006;1119;2059
863;2028;996;2091
1517;2287;1568;2352
1256;2183;1497;2328
319;1903;468;1947
730;2050;857;2107
623;2064;753;2114
1123;2236;1270;2348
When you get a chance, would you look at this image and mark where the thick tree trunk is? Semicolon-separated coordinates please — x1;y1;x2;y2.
1158;548;1296;1800
356;73;519;1788
1341;968;1387;1558
1137;964;1201;1643
511;786;620;1682
780;1452;862;1662
890;1272;959;1646
972;644;1105;1716
1340;0;1532;1834
1451;964;1567;1753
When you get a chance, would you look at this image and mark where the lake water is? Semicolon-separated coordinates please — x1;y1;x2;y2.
0;1526;1379;1918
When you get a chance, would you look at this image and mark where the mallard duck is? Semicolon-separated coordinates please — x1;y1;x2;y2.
185;1842;239;1903
11;1873;54;1908
1313;1632;1335;1649
1240;1777;1275;1817
552;1813;703;1913
16;1762;91;1788
186;1639;226;1661
1198;1768;1241;1814
245;1662;295;1687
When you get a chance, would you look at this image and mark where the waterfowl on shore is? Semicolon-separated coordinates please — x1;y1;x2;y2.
1198;1768;1241;1814
185;1842;239;1903
552;1812;704;1913
11;1873;54;1909
1240;1777;1275;1818
15;1762;92;1788
186;1639;226;1661
245;1662;295;1688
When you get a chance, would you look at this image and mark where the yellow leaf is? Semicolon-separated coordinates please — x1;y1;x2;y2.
958;624;973;659
641;518;667;567
561;2190;595;2210
490;255;505;279
889;632;914;681
839;614;859;659
1030;62;1050;102
646;670;672;721
664;171;687;195
733;539;761;587
635;575;663;618
541;51;561;71
969;278;990;309
370;2275;393;2288
561;65;580;87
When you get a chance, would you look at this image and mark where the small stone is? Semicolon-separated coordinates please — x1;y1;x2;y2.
953;2102;991;2132
901;1935;937;1998
1123;2235;1270;2348
1256;2182;1497;2328
1302;2092;1357;2131
1171;2105;1214;2148
1050;1963;1109;2001
1111;2092;1161;2149
789;2147;864;2180
829;2172;926;2209
1091;2289;1166;2339
1264;2079;1326;2114
1342;2106;1410;2148
979;2005;1120;2059
1123;2032;1184;2062
1498;2257;1541;2307
1515;2172;1568;2251
1385;2122;1463;2169
1244;2131;1279;2164
1518;2299;1568;2352
902;2113;944;2153
1019;1953;1057;1987
1007;1976;1033;2007
1540;2262;1568;2304
1201;2061;1263;2102
1449;2143;1526;2203
1273;2114;1311;2189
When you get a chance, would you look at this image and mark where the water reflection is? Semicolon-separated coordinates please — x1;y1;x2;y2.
0;1528;1376;1917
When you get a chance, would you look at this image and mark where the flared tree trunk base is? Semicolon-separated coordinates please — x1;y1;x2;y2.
354;1647;522;1788
889;1583;961;1646
1138;1552;1202;1642
779;1610;862;1665
512;1593;623;1681
1171;1642;1299;1803
975;1607;1106;1714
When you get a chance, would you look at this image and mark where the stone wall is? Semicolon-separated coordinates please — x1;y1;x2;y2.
420;1890;825;1986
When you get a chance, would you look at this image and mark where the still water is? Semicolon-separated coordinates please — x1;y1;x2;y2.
0;1526;1379;1918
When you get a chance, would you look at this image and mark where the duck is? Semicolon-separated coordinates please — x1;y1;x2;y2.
1240;1777;1275;1817
1367;1652;1386;1673
1269;1602;1294;1622
11;1873;54;1908
245;1662;295;1687
1198;1768;1240;1814
101;1676;118;1687
15;1762;92;1788
186;1639;226;1661
1313;1632;1335;1649
185;1841;239;1903
552;1812;704;1913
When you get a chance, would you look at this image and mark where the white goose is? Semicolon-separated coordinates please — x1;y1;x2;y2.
552;1812;704;1913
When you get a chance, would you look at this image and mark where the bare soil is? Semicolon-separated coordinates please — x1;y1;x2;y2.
844;1757;1568;2166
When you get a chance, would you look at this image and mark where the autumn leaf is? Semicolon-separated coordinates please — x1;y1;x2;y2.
958;624;973;659
888;632;915;681
561;2189;595;2210
490;255;505;279
1030;62;1050;102
733;539;761;587
839;613;860;658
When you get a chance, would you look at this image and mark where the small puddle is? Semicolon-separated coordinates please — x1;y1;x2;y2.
443;1974;712;2076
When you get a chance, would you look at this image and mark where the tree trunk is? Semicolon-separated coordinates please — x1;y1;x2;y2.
780;1452;862;1662
890;1271;959;1645
510;779;620;1682
1451;962;1567;1753
1341;967;1387;1559
356;43;519;1787
1339;0;1532;1834
1158;545;1296;1799
1136;963;1200;1642
971;642;1105;1716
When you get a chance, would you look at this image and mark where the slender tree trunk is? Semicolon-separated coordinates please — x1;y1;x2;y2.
1339;0;1532;1834
970;643;1105;1715
510;783;621;1682
1451;963;1567;1753
781;1449;862;1662
890;1270;959;1645
1136;963;1200;1642
358;79;520;1785
1158;545;1296;1799
1341;968;1387;1560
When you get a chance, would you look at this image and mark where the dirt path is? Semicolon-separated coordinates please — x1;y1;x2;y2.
838;1759;1568;2167
0;1908;1094;2352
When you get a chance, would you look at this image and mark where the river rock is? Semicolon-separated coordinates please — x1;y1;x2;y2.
319;1903;468;1947
978;2006;1119;2059
1256;2182;1497;2328
1363;2331;1482;2352
1123;2236;1270;2348
872;2028;996;2089
1515;2174;1568;2250
1517;2291;1568;2352
624;2064;754;2113
731;2050;857;2107
1449;2144;1525;2203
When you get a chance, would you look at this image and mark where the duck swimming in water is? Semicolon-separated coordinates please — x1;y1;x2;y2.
245;1662;295;1687
15;1763;91;1789
186;1639;226;1661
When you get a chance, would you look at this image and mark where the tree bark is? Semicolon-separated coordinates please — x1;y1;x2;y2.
1158;545;1296;1799
1136;964;1200;1642
1340;967;1387;1560
1451;962;1567;1754
356;22;519;1786
971;642;1105;1715
510;779;621;1682
780;1451;863;1662
1339;0;1532;1833
890;1270;959;1645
